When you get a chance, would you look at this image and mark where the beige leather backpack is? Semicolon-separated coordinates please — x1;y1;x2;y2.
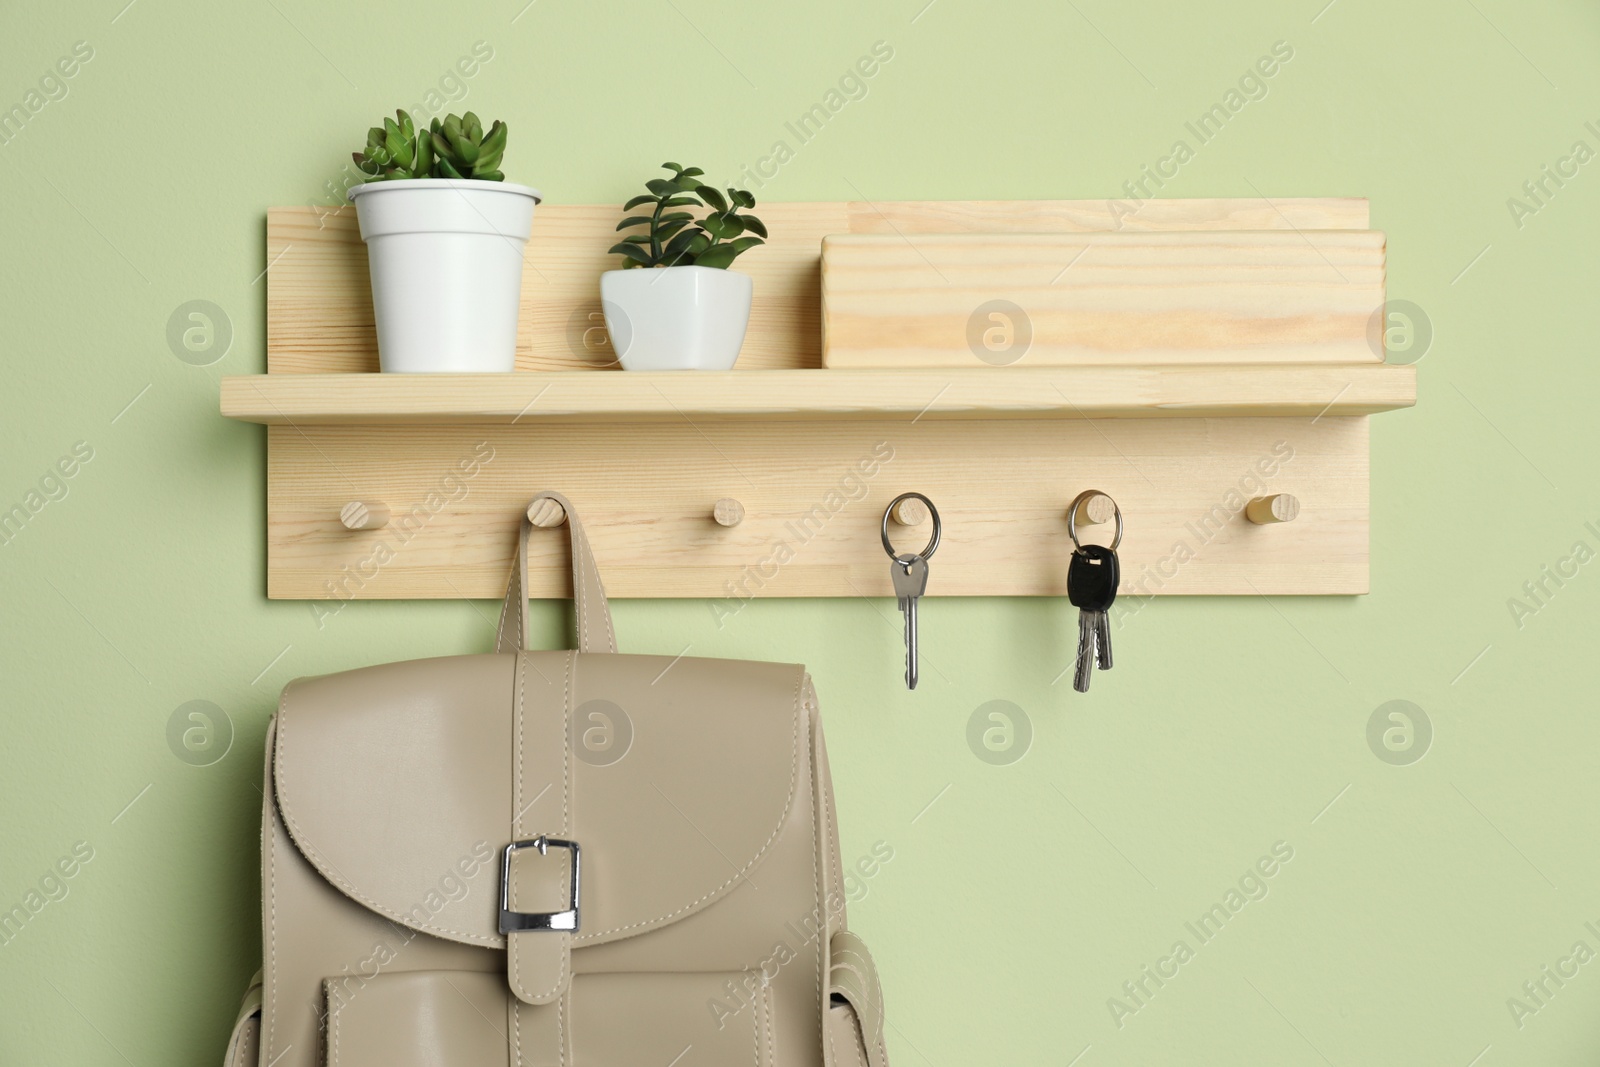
223;492;890;1067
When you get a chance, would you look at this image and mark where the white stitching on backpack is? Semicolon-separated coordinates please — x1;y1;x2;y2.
572;665;806;942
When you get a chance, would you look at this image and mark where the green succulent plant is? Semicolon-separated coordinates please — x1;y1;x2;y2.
352;109;507;182
429;112;507;181
609;163;766;270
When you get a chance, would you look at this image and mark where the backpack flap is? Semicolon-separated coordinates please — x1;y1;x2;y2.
270;646;809;987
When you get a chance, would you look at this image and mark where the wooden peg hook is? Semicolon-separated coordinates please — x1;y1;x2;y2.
527;498;567;528
1070;492;1116;527
1246;494;1300;525
712;498;745;527
890;496;928;526
340;501;389;530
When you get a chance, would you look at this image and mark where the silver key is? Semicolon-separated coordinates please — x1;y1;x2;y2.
1073;610;1100;693
1095;610;1113;671
1072;610;1113;692
890;554;928;690
881;492;941;692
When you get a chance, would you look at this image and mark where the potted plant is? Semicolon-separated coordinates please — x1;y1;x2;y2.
603;163;767;371
347;110;539;373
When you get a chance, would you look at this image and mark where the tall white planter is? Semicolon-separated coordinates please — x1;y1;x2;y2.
348;179;540;373
600;266;752;371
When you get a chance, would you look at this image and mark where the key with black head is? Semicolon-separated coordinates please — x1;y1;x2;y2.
1067;545;1120;692
1065;490;1123;693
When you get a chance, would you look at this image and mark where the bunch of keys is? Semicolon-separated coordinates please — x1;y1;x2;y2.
1066;490;1122;693
880;493;941;690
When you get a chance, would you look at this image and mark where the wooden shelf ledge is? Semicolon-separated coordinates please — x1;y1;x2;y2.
221;365;1414;425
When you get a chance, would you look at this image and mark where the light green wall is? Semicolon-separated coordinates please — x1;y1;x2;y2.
2;0;1597;1062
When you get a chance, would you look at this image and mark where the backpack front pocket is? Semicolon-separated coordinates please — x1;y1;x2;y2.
323;968;775;1067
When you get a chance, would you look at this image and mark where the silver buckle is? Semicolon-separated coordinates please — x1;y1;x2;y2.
499;836;581;934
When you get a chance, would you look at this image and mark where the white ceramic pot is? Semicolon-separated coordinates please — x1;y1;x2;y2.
600;265;753;371
348;179;540;373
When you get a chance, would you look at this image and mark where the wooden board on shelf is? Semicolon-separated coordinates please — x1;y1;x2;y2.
265;416;1368;600
820;231;1386;368
221;365;1415;424
266;197;1370;374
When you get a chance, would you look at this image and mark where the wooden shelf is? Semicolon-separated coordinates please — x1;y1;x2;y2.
234;196;1415;599
220;364;1414;426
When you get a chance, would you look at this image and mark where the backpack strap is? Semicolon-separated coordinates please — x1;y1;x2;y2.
504;651;578;1009
496;492;617;655
221;969;262;1067
829;931;890;1067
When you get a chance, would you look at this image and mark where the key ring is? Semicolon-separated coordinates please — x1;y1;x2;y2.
1067;490;1122;554
881;493;941;561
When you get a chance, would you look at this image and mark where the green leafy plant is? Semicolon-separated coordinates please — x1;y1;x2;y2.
609;163;766;269
352;109;508;182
